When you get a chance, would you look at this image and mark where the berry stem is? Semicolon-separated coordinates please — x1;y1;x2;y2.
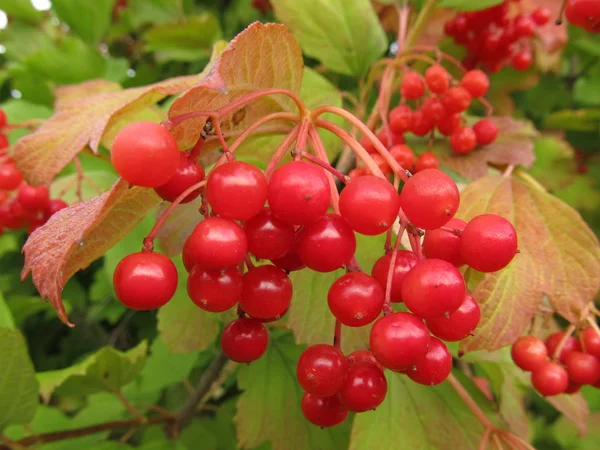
227;112;298;155
308;125;343;215
440;226;463;236
143;180;207;252
383;221;407;315
478;427;492;450
408;232;423;260
491;432;504;450
315;119;385;178
264;124;301;179
333;319;342;350
211;117;233;161
499;431;536;450
551;323;576;362
405;0;438;50
586;316;600;338
299;152;349;185
395;0;410;53
556;0;568;25
189;132;206;161
295;118;311;155
446;373;495;429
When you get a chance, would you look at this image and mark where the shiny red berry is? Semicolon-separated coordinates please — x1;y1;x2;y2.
244;208;295;260
186;217;247;270
221;318;268;363
407;337;452;385
268;161;330;225
17;185;50;211
389;144;415;169
450;127;477;155
327;272;384;327
0;164;23;191
425;64;450;94
339;176;400;236
111;122;180;187
582;328;600;358
206;161;267;220
389;105;414;134
531;362;569;396
531;7;551;26
240;265;292;320
113;252;178;310
340;363;387;412
565;351;600;385
409;110;435;137
473;119;499;146
460;70;489;98
437;113;462;137
545;332;582;364
44;199;68;218
415;152;439;172
422;218;466;266
426;293;480;342
301;393;348;427
297;344;348;397
154;153;205;203
371;251;419;303
187;266;242;312
401;72;426;100
347;350;384;372
270;248;306;272
442;86;472;114
512;51;532;71
511;336;548;372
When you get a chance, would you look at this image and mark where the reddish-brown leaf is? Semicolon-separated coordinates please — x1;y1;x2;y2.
22;180;161;326
168;22;304;149
432;117;537;180
458;173;600;352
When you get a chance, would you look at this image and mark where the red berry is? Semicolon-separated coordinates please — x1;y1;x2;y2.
531;7;551;26
301;393;348;428
296;344;348;397
0;134;8;150
565;0;600;32
565;380;582;394
206;161;267;220
187;266;242;312
111;122;180;187
389;145;415;169
240;265;292;320
389;105;414;134
348;168;366;179
450;127;477;155
271;248;306;272
565;351;600;385
410;110;435;137
154;153;205;203
407;337;452;385
437;113;462;136
347;350;384;372
0;109;7;129
360;135;376;154
545;332;582;364
421;98;445;123
369;312;430;371
401;259;466;319
401;72;426;100
10;199;36;222
182;238;196;272
186;217;247;270
531;362;569;396
377;126;405;148
340;363;387;412
371;251;418;303
512;51;532;71
0;164;23;191
582;328;600;358
339;176;400;236
113;252;178;310
511;336;548;372
296;214;356;272
426;293;480;342
44;199;68;218
0;204;24;229
460;214;517;272
425;65;450;94
442;86;472;114
400;169;460;230
369;153;391;176
244;208;295;260
473;119;499;146
415;152;439;172
327;272;384;327
268;161;330;225
17;185;50;211
422;218;466;266
460;70;489;99
221;318;268;363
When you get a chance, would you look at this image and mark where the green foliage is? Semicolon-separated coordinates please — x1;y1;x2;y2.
438;0;504;12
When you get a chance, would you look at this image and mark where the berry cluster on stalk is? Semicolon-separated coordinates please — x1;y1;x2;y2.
351;65;497;180
0;109;68;235
444;1;551;72
565;0;600;33
512;326;600;396
110;104;518;426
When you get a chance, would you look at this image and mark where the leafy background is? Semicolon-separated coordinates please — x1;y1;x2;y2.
0;0;599;449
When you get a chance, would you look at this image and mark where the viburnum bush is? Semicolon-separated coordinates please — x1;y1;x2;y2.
0;1;599;450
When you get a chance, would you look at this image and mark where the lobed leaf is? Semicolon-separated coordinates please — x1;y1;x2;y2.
155;196;204;258
168;22;304;149
271;0;387;77
235;331;350;450
458;174;600;352
22;179;162;326
431;117;537;180
37;340;148;403
0;328;39;430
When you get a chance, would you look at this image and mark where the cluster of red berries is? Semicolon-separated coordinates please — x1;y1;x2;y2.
444;1;551;72
110;120;518;427
0;110;68;235
352;66;497;180
512;328;600;396
566;0;600;32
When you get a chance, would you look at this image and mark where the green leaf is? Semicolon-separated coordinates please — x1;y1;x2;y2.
0;23;53;63
574;76;600;107
51;0;116;44
37;340;148;402
0;290;15;328
553;413;600;450
349;371;492;449
545;109;600;132
50;170;118;203
438;0;504;11
24;37;106;84
0;328;39;430
124;0;184;28
143;14;222;62
179;419;218;450
235;331;350;450
0;0;43;23
271;0;387;76
527;137;577;191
